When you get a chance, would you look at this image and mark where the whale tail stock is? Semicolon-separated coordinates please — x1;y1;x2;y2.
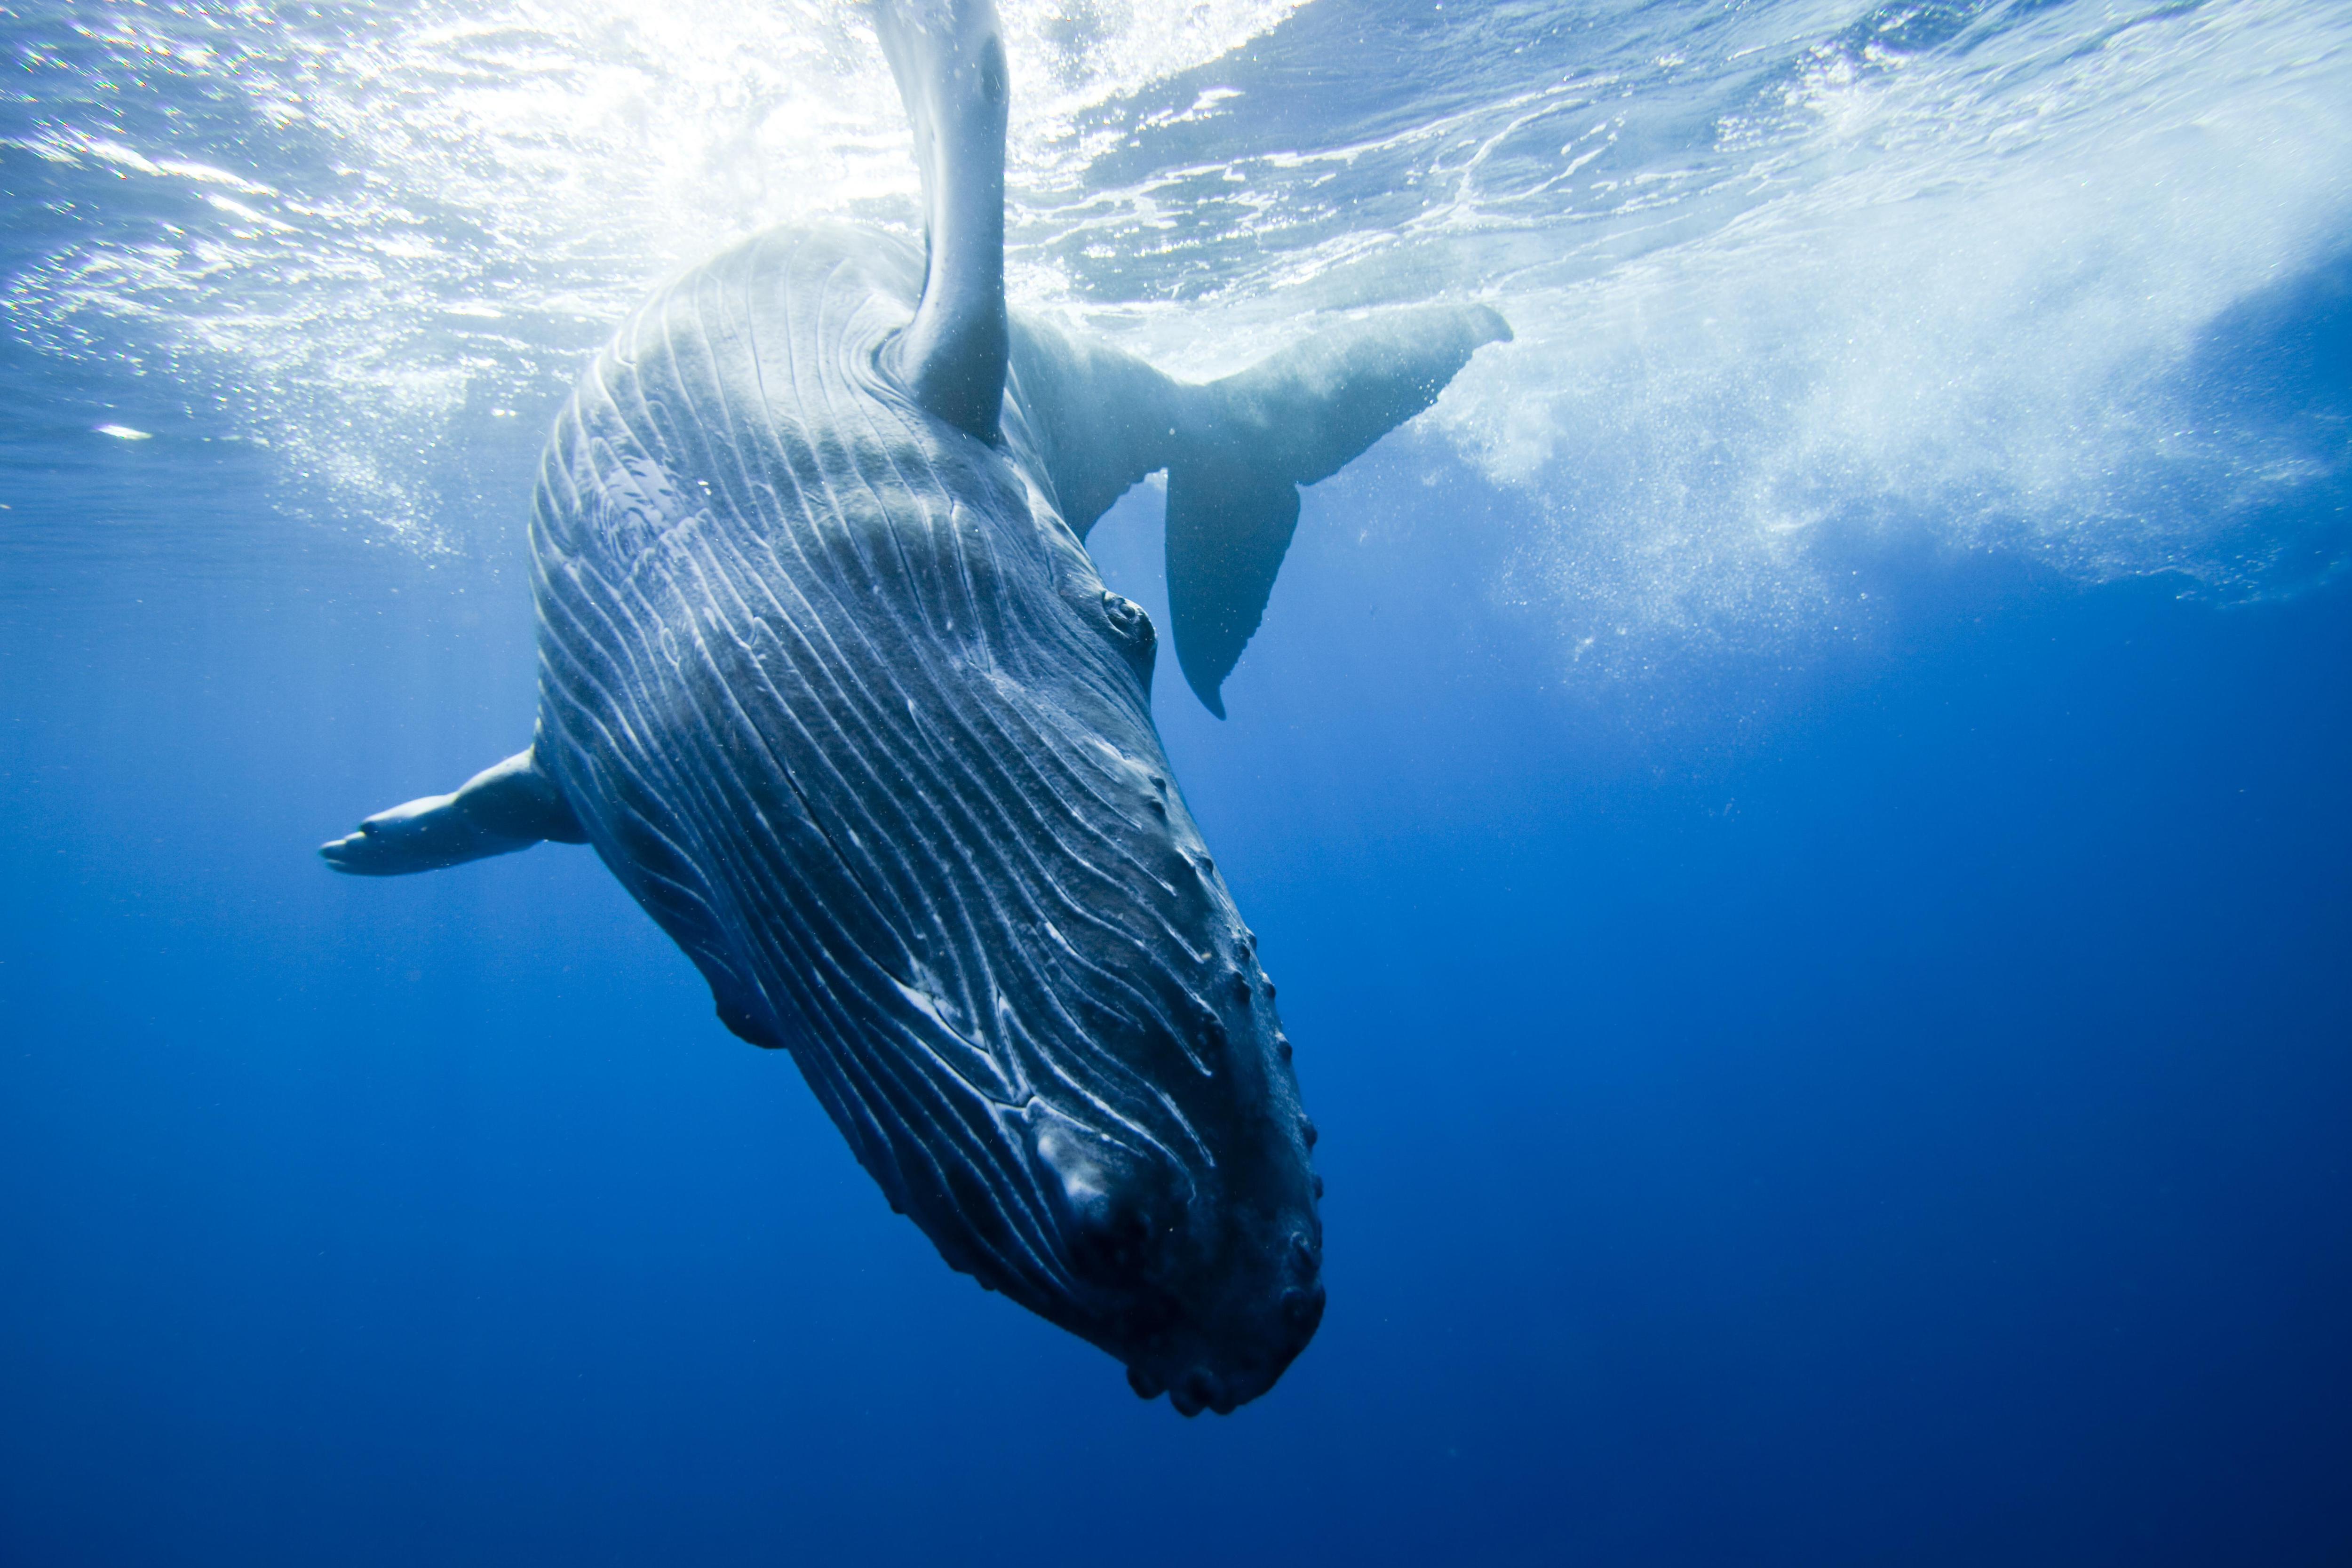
319;746;585;876
1013;303;1514;716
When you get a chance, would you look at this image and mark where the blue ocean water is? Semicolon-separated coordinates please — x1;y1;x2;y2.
4;0;2349;1562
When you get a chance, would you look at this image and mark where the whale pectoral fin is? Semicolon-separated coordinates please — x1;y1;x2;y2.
1162;303;1512;714
872;0;1009;442
320;746;585;877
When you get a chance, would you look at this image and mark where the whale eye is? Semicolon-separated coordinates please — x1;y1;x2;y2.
1098;590;1157;688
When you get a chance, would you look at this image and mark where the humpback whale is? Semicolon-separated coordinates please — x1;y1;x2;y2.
321;0;1506;1415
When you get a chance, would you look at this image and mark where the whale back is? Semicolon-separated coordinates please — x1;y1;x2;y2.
527;223;1322;1404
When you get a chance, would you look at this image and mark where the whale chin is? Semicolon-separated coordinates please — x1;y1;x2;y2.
1042;1121;1321;1412
1116;1267;1328;1417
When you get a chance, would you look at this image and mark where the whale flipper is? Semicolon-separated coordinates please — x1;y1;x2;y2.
319;746;585;876
873;0;1009;442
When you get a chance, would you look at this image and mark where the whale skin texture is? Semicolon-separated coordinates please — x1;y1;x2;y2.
527;221;1326;1417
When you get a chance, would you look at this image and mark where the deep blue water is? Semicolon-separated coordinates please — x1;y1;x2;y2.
6;0;2351;1563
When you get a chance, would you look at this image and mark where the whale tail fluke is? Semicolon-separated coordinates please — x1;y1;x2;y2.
1165;303;1512;715
1013;304;1511;716
319;745;586;877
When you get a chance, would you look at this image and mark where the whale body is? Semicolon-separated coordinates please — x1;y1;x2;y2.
322;0;1505;1415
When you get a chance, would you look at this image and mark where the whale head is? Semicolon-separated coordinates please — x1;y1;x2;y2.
841;550;1325;1415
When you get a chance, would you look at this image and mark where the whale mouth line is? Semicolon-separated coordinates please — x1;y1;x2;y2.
1168;1370;1232;1418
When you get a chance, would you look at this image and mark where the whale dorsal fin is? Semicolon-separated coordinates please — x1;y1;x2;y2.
872;0;1009;443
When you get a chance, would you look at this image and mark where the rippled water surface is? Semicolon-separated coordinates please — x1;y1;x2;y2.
9;0;2348;612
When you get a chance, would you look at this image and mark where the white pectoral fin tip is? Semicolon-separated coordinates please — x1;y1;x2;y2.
95;423;152;440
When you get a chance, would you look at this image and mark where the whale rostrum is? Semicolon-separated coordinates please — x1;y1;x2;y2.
320;0;1507;1415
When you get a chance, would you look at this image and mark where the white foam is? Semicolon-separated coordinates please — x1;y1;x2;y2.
1426;0;2352;672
